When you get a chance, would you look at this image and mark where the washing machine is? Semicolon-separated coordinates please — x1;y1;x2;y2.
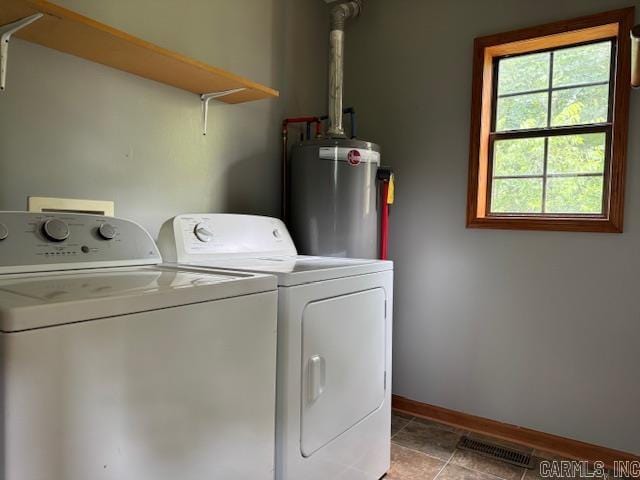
158;213;393;480
0;211;278;480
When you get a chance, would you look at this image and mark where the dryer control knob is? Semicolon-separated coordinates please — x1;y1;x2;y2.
98;223;117;240
42;219;69;242
194;223;214;243
0;223;8;241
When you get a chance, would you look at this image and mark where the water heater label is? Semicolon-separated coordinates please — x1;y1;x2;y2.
347;150;361;165
319;147;380;164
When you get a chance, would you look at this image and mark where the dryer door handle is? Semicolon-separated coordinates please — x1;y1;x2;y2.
307;355;326;404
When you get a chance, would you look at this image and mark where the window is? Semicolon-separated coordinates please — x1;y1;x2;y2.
467;8;633;232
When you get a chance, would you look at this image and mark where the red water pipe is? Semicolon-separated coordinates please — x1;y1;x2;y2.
380;181;390;260
378;167;394;260
282;116;322;138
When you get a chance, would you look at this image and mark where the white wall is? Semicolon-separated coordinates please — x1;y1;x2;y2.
345;0;640;454
0;0;328;238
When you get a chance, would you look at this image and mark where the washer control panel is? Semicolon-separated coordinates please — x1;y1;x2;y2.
0;212;161;274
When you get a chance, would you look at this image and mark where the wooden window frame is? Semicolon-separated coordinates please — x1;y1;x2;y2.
467;8;633;233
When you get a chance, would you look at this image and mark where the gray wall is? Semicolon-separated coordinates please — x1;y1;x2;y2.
345;0;640;454
0;0;328;238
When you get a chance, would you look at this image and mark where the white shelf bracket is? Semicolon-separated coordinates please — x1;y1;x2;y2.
1;13;44;91
200;88;246;135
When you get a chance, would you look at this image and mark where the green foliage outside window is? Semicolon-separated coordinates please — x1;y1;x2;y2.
490;41;612;215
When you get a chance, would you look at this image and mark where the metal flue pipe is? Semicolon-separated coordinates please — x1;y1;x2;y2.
327;0;363;137
631;25;640;88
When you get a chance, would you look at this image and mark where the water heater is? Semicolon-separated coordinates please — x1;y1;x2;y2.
286;0;390;260
289;138;380;259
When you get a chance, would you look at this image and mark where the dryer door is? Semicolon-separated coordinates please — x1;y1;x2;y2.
300;288;386;457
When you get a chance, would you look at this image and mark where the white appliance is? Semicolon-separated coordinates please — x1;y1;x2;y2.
0;212;278;480
158;214;393;480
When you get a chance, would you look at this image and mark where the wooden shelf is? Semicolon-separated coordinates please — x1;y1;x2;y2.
0;0;279;103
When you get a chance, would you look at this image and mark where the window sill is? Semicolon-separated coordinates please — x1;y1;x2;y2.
466;216;622;233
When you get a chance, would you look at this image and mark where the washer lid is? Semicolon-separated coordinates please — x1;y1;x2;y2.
179;255;393;286
0;266;276;332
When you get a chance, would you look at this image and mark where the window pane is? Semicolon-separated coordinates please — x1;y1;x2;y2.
545;176;604;214
493;138;545;176
547;133;606;175
498;52;550;95
553;41;611;87
491;178;543;213
551;84;609;126
496;92;548;131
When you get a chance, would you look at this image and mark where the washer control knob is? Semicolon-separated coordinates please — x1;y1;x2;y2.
194;223;214;243
42;219;69;242
98;223;117;240
0;223;8;241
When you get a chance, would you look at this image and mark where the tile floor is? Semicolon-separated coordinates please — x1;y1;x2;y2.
387;411;608;480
